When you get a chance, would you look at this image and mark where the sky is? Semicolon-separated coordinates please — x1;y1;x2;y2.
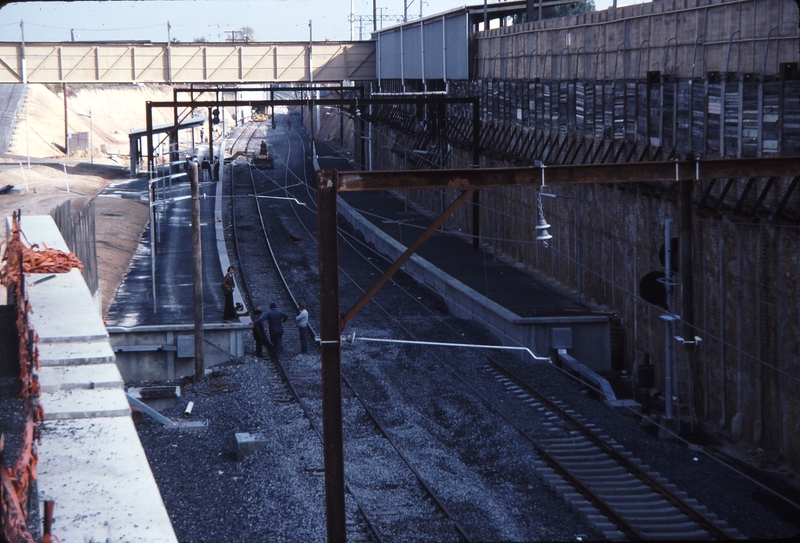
0;0;634;43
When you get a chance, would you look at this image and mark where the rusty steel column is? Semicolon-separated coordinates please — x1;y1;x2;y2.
680;177;695;345
317;169;346;543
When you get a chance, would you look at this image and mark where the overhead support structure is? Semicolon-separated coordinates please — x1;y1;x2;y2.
315;154;800;543
143;96;481;239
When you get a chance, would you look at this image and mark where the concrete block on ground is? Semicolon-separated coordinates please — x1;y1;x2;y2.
235;432;268;460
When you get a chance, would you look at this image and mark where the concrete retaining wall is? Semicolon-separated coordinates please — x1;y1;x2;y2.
478;0;799;80
108;324;247;381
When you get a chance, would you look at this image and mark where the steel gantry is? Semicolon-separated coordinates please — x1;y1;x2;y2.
315;155;800;543
143;92;483;250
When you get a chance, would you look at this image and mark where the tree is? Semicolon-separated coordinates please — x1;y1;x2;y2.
194;36;208;42
534;0;595;20
240;26;255;42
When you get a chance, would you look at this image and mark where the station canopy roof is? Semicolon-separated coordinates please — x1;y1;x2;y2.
129;116;207;137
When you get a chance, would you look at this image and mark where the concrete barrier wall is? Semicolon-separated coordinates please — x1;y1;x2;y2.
477;0;799;80
7;215;178;542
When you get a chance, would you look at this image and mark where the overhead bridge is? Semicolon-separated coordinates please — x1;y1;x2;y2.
0;41;375;84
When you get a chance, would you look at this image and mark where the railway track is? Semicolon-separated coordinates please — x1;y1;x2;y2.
227;113;471;542
478;363;742;540
224;116;749;541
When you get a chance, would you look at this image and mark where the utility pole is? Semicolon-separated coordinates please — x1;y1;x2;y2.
189;160;204;383
63;83;69;156
166;22;172;84
350;0;354;40
19;21;26;84
373;0;377;32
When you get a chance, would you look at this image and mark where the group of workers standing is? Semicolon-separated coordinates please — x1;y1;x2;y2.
222;266;310;357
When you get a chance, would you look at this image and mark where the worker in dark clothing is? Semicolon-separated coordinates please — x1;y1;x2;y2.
213;159;220;181
221;266;237;321
254;302;289;355
201;157;211;182
250;309;272;357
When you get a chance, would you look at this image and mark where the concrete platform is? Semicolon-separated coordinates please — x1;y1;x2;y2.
40;387;131;420
314;141;612;371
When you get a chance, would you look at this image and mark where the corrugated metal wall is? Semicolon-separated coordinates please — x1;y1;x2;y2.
376;12;469;82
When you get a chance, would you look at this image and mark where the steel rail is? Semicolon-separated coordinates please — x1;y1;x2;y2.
238;123;741;542
309;143;742;540
319;196;737;539
228;119;265;313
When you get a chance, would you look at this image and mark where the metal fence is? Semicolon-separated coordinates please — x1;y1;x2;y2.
51;199;98;295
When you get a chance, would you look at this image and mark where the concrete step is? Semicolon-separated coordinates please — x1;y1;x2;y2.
40;387;131;420
38;363;123;393
26;269;109;343
38;340;116;366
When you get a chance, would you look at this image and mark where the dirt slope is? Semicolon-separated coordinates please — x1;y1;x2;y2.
1;83;175;316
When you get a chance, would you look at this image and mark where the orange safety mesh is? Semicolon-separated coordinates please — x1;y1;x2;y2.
0;213;74;543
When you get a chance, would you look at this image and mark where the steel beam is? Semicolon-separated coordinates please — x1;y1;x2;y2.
334;158;800;192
